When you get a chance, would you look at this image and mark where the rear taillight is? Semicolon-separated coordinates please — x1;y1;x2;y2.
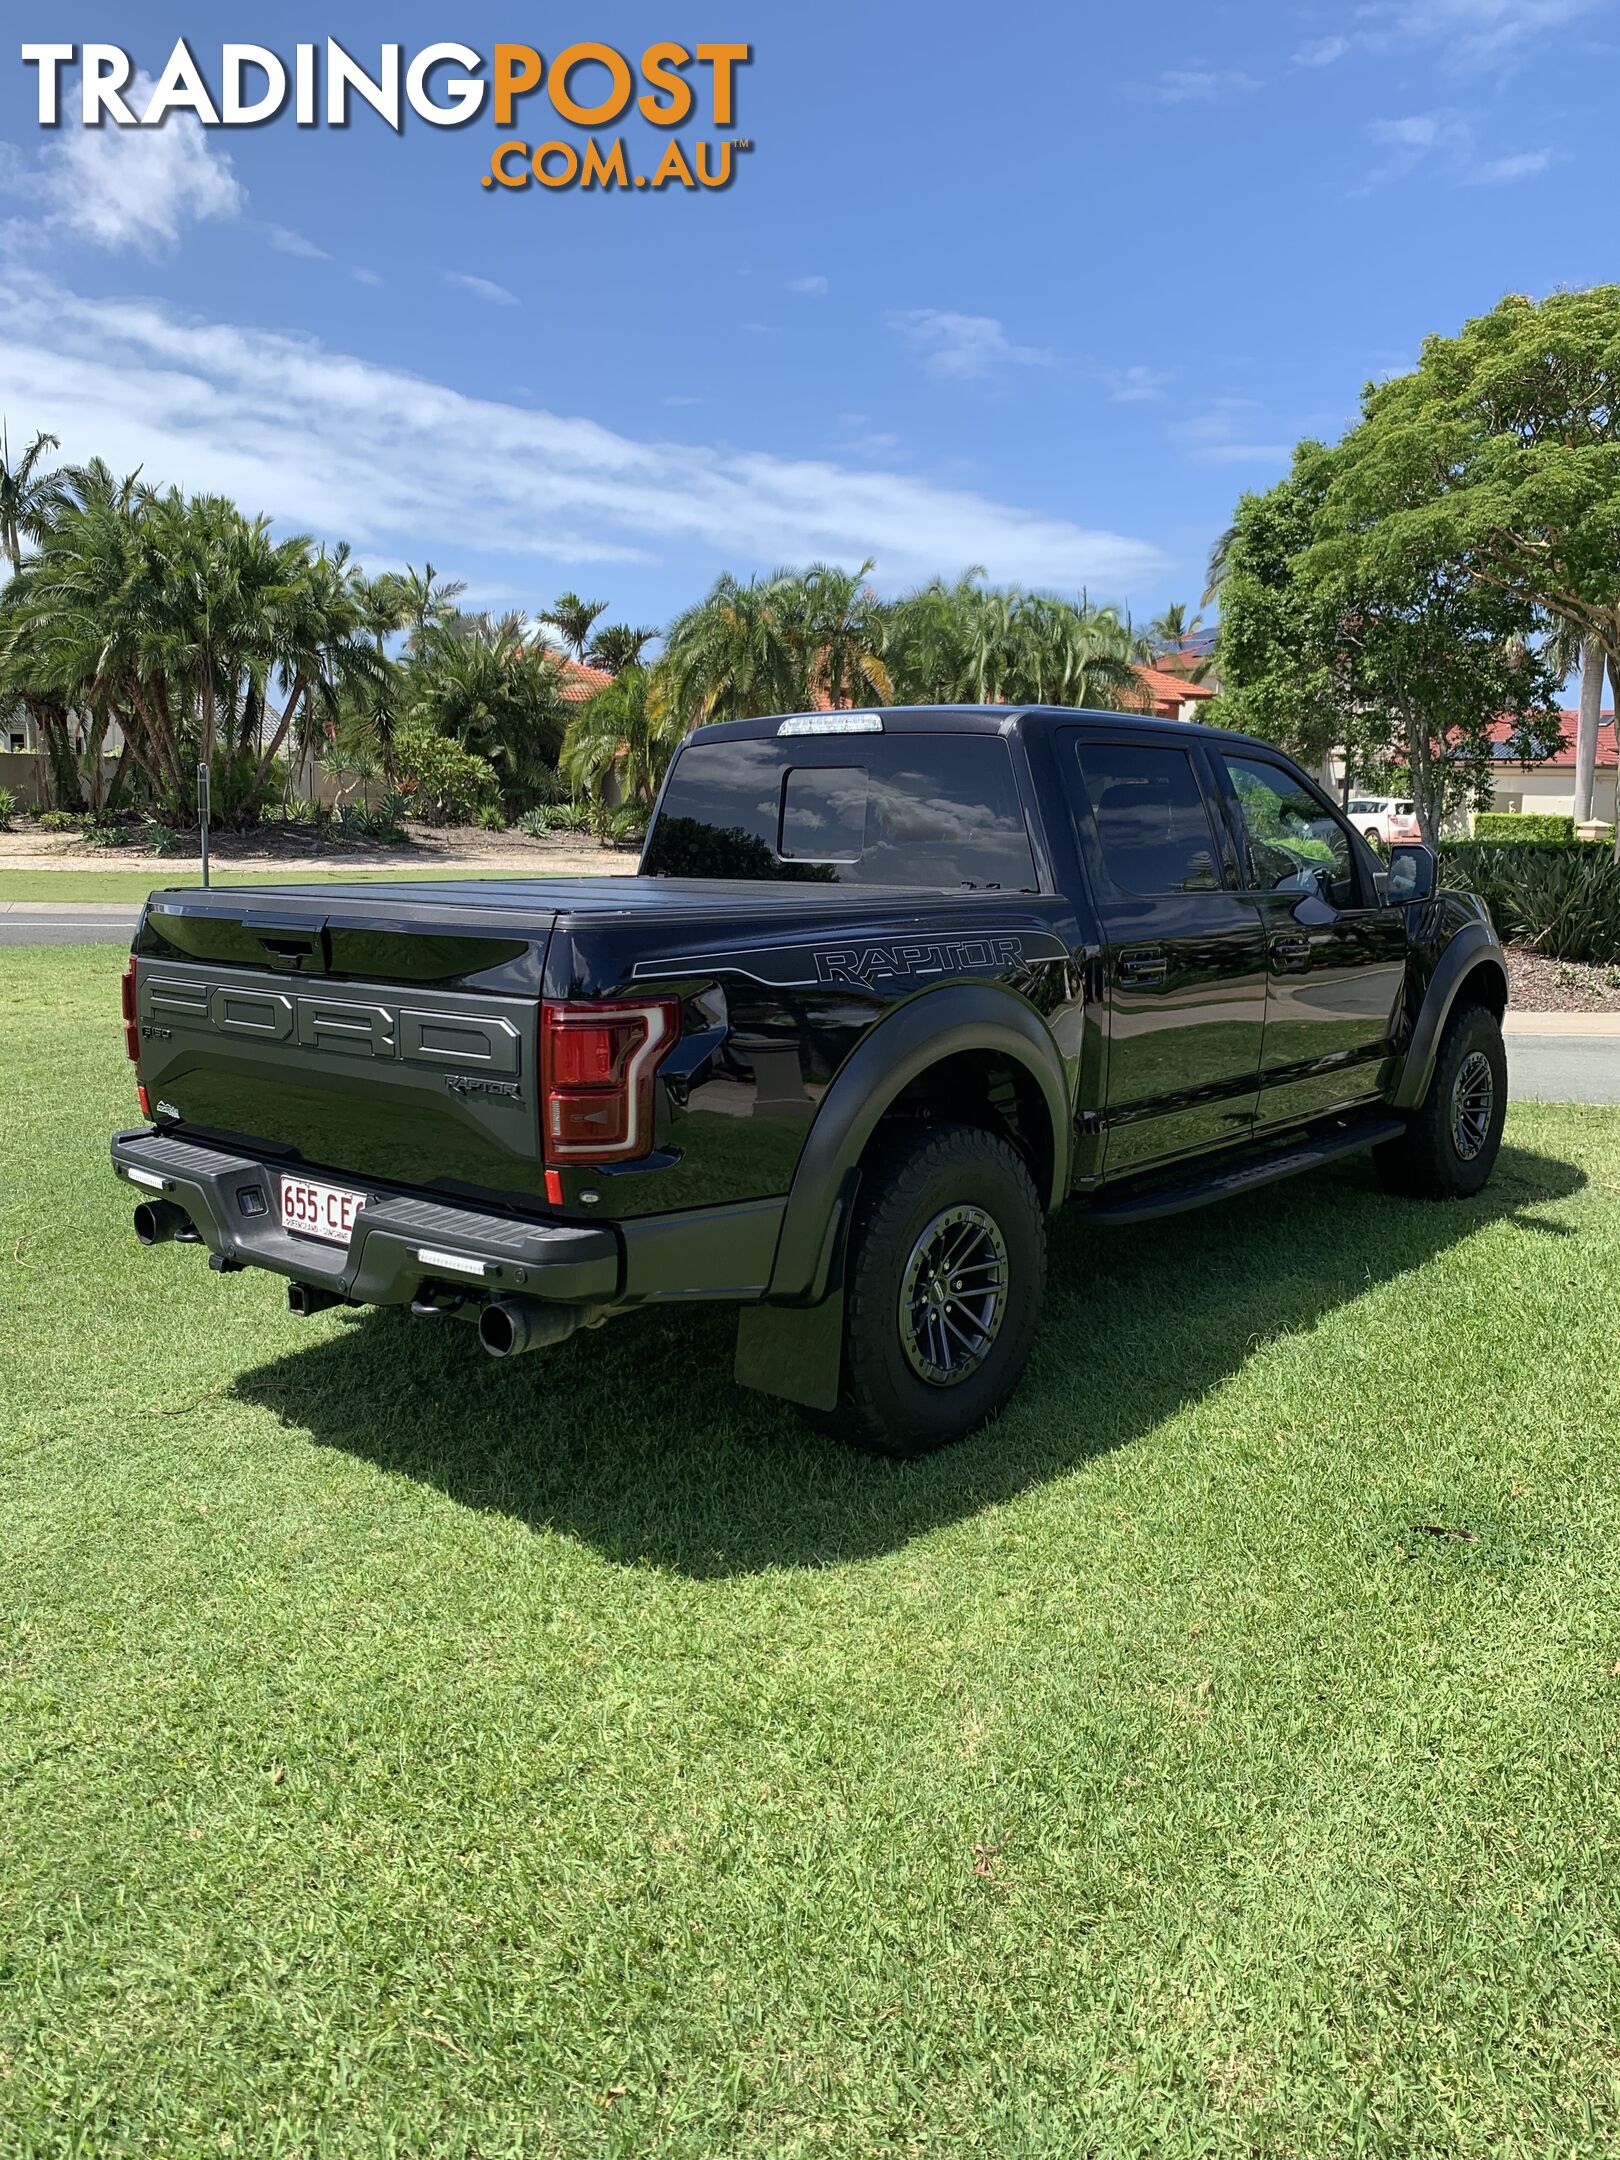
120;957;140;1063
540;998;679;1164
122;957;151;1118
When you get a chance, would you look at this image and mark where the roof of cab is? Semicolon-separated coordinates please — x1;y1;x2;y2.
686;704;1256;748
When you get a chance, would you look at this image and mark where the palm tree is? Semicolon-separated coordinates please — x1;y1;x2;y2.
1543;610;1615;828
404;614;566;804
0;425;83;803
538;591;609;661
585;623;657;675
884;572;1138;711
374;563;467;655
561;663;683;821
661;572;808;726
780;560;893;709
2;476;390;822
0;424;69;569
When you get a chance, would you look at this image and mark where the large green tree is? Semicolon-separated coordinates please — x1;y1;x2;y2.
1323;288;1620;849
1214;442;1559;842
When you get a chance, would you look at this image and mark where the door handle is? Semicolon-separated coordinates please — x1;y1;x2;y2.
1270;933;1311;965
1117;947;1168;987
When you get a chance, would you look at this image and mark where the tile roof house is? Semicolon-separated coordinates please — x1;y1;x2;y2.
553;656;614;702
1486;711;1618;827
1122;663;1219;723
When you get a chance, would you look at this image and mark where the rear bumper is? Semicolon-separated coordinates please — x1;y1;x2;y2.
110;1129;619;1307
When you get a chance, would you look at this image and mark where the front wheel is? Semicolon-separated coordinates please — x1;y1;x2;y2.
1375;1002;1507;1200
835;1122;1046;1458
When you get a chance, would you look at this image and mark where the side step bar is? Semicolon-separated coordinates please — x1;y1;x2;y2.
1087;1116;1407;1227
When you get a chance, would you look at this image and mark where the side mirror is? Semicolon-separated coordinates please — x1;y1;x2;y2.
1384;842;1436;903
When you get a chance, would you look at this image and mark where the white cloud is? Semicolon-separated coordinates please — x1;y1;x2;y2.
1466;145;1557;182
266;225;330;262
0;271;1166;593
1125;67;1261;104
1172;398;1293;469
1293;34;1351;65
352;267;383;288
786;274;829;295
0;76;242;255
1366;0;1606;64
1362;108;1555;187
442;271;519;307
890;309;1055;382
1102;364;1174;404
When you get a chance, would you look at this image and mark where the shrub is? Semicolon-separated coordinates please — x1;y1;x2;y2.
143;822;183;855
1473;812;1576;846
0;785;14;830
476;805;507;833
393;730;500;825
603;806;647;848
37;808;81;833
82;815;132;849
1444;841;1620;963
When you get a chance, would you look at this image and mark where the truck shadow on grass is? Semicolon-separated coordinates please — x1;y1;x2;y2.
233;1141;1585;1577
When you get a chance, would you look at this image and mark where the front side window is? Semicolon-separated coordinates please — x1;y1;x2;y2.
1221;755;1357;907
1077;742;1223;896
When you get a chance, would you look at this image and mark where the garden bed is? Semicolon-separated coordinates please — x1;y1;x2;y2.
0;820;634;879
1504;945;1620;1013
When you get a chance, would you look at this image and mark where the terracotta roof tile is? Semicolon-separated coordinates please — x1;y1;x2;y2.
1488;713;1617;769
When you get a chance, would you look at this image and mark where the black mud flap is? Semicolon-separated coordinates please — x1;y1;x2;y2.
734;1290;846;1413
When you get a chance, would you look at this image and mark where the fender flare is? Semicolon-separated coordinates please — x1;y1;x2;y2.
766;982;1073;1303
1390;924;1510;1112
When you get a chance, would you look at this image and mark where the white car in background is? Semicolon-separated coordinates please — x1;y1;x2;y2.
1347;796;1421;846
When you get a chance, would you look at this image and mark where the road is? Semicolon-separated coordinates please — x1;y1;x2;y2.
4;903;1617;1103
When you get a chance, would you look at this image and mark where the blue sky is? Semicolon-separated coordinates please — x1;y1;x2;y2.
0;1;1612;636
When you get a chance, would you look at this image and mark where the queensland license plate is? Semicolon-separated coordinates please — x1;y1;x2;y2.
279;1173;368;1245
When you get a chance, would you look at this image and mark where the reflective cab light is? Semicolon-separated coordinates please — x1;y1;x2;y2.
776;712;884;736
540;997;680;1164
544;1168;565;1207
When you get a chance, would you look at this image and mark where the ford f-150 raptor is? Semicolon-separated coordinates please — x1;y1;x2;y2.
111;707;1509;1454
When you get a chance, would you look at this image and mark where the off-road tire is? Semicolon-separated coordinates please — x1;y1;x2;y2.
1374;1001;1506;1200
835;1121;1046;1459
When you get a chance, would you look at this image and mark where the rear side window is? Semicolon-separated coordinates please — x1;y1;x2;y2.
643;733;1038;889
1077;742;1223;895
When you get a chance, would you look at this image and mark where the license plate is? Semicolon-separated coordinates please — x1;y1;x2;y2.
279;1173;368;1245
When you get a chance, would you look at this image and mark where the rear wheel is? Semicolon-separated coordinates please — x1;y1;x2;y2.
835;1122;1046;1458
1375;1002;1506;1199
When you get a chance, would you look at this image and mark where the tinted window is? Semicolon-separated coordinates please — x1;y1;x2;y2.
1077;742;1223;895
643;733;1038;889
1221;755;1357;907
781;766;866;861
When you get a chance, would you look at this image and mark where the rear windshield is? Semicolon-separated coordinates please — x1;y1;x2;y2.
641;732;1039;889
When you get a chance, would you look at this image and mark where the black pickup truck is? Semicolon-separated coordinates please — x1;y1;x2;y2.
112;707;1508;1454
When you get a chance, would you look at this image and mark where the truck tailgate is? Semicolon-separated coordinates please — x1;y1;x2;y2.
132;887;557;1205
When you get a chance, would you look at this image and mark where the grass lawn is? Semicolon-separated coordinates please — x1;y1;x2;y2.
5;943;1620;2156
0;867;557;905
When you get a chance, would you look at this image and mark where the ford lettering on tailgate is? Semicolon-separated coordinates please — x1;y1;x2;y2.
140;976;522;1077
